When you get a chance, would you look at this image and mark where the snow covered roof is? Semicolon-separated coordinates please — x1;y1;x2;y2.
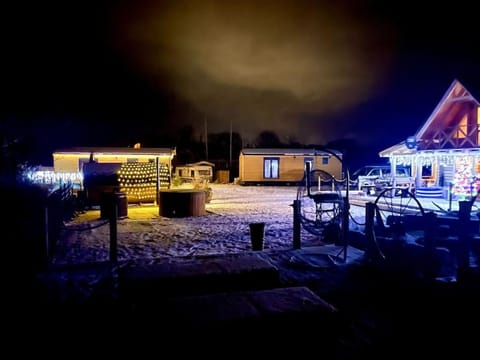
54;147;176;157
241;148;342;157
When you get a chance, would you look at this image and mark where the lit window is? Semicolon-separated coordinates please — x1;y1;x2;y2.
264;158;279;179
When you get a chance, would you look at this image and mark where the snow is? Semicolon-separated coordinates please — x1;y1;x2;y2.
35;184;480;357
52;183;366;265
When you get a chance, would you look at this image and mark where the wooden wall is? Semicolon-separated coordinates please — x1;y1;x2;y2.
239;153;342;184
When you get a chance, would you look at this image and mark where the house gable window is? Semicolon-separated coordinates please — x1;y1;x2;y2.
264;157;279;179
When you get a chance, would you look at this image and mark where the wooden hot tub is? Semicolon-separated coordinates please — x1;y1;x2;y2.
158;189;206;217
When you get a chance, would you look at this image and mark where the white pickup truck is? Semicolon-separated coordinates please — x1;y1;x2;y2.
351;165;416;196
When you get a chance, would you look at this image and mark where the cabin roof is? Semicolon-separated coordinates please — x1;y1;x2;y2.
241;148;342;157
416;79;480;140
379;141;416;157
53;147;176;157
184;161;215;167
380;79;480;157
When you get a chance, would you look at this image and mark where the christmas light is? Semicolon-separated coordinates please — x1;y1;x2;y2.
117;162;170;203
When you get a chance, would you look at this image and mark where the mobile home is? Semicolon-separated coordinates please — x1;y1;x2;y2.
174;161;215;183
238;148;343;185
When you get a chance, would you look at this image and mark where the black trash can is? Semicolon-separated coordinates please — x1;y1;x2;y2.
249;222;265;251
100;191;128;219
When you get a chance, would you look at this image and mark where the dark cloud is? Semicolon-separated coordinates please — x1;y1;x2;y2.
113;0;395;143
3;0;479;164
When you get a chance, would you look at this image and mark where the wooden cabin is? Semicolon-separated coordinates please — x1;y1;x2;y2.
238;148;343;185
379;79;480;199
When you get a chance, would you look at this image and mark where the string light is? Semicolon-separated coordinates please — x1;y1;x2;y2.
27;170;83;186
452;156;479;198
117;162;170;202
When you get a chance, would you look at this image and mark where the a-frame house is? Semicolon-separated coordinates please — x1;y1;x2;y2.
379;79;480;199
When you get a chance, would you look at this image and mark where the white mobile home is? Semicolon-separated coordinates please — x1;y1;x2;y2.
174;161;215;183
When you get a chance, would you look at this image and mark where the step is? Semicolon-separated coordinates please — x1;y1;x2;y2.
119;253;281;303
128;286;340;342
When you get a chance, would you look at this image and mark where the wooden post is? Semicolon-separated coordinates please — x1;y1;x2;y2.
457;200;472;280
109;202;118;264
341;196;349;262
448;182;453;212
365;202;385;263
365;202;374;258
155;157;159;205
293;200;301;249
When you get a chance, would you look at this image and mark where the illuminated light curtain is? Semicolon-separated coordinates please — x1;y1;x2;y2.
28;170;83;186
452;156;477;198
159;163;170;189
118;162;157;202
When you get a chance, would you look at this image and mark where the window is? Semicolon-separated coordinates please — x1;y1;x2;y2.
422;164;432;178
322;157;329;165
264;157;279;179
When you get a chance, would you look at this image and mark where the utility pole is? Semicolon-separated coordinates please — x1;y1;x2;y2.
204;115;208;160
229;120;232;169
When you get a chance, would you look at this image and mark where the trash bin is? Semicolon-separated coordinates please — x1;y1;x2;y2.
249;222;265;251
100;191;128;219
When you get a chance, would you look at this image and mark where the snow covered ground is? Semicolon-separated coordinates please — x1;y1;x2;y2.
52;183;366;265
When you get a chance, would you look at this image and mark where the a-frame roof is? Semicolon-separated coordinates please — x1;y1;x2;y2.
380;79;480;157
379;141;416;158
416;79;480;142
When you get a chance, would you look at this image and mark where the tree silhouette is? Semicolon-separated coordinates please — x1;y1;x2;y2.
255;130;283;148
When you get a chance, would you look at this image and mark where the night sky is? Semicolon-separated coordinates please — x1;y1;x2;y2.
3;0;480;165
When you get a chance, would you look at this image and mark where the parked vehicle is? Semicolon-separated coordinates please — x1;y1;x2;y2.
350;165;415;196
